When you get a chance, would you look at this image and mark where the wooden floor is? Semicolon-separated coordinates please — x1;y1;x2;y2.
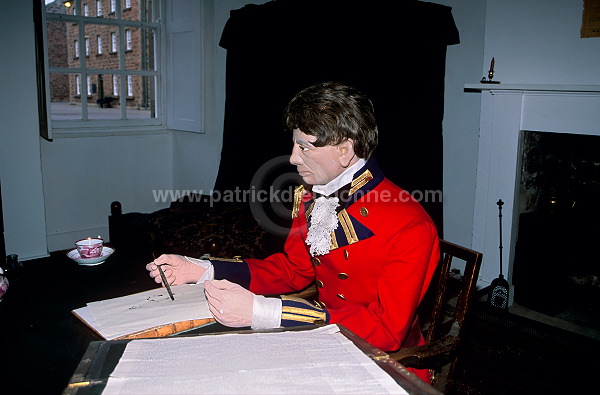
448;300;600;394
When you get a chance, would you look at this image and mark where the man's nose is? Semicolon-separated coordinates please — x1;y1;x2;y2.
290;145;302;166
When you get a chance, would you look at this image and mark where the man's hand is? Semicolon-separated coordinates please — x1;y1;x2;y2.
204;279;253;327
145;254;205;285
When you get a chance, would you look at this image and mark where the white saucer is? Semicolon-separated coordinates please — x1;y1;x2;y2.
67;246;115;266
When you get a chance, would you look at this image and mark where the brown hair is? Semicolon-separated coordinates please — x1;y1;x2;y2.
283;81;378;159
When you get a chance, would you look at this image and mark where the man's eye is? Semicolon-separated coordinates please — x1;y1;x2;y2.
299;145;309;152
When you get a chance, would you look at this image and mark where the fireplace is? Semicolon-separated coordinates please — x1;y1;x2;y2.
465;84;600;315
512;131;600;320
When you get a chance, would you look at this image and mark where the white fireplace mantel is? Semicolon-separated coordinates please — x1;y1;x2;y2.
465;84;600;298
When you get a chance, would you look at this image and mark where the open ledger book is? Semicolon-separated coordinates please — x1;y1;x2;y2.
72;284;214;340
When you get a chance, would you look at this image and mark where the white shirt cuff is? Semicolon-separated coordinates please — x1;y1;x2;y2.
184;256;214;284
251;295;282;330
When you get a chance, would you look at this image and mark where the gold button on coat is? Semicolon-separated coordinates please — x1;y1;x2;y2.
337;273;349;280
316;280;324;288
344;249;349;260
360;207;369;217
311;257;321;266
337;293;346;300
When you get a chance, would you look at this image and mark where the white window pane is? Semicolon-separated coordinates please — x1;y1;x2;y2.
50;73;82;121
85;25;118;68
125;29;132;50
127;75;155;118
110;31;117;52
86;75;92;95
112;75;119;96
75;74;81;96
125;27;155;70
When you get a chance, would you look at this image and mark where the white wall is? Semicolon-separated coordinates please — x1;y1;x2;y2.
40;134;173;251
483;0;600;85
431;0;486;247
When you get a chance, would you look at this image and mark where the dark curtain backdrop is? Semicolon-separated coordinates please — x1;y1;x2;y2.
215;0;459;234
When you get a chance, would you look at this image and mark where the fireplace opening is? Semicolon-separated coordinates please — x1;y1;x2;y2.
512;130;600;331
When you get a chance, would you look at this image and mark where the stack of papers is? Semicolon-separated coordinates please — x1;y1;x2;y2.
72;284;213;340
103;325;409;394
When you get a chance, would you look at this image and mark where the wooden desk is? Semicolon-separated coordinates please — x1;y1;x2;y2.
64;324;440;395
0;248;159;394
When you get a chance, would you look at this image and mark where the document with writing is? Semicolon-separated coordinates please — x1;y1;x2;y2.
102;325;408;394
72;284;212;340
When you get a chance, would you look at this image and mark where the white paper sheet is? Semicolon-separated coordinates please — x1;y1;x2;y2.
75;284;212;340
102;325;408;394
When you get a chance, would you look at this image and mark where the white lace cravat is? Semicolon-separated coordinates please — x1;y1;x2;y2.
306;158;366;256
305;196;340;256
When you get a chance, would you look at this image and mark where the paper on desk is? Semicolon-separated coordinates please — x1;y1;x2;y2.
102;325;408;394
77;284;211;340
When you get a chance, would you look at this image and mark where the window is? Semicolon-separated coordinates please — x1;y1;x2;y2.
112;75;119;96
96;0;102;17
38;0;205;138
75;75;81;95
40;0;161;133
125;29;132;51
110;32;117;53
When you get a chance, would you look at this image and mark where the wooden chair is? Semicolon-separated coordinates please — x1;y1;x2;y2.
388;240;483;393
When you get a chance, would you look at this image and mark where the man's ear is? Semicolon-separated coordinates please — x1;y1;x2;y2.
338;139;357;167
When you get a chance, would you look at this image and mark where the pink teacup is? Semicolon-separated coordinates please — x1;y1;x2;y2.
76;237;104;259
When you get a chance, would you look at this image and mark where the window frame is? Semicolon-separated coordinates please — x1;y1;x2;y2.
40;0;164;138
37;0;208;139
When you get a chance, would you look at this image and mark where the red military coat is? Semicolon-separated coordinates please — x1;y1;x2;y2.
211;159;439;382
244;159;439;349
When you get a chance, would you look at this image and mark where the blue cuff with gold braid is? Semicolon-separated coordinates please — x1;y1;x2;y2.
280;296;330;327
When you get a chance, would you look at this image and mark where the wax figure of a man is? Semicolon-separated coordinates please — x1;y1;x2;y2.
147;81;440;382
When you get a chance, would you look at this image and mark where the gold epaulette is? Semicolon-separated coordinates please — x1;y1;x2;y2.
349;169;373;195
291;185;305;219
